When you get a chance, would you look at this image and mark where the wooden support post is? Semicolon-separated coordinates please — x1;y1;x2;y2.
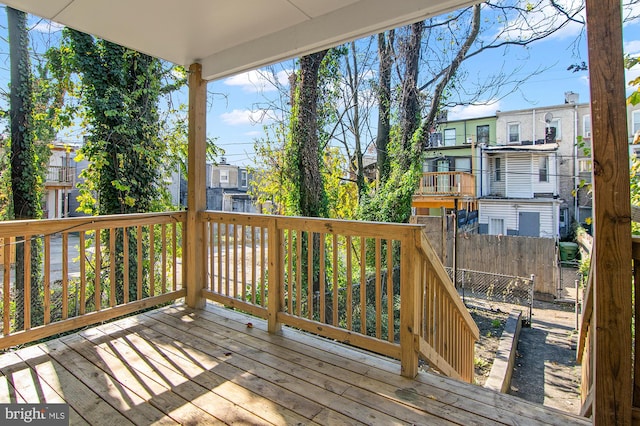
399;229;420;377
586;1;633;424
267;220;282;334
185;63;207;309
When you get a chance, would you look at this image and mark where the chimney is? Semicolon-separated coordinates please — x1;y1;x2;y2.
564;91;579;104
220;156;227;165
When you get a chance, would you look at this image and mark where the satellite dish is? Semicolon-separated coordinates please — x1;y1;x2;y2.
544;112;553;124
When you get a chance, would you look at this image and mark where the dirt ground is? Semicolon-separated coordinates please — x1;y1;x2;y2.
509;300;581;414
469;307;508;386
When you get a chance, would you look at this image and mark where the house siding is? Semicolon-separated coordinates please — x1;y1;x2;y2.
506;155;532;198
479;200;559;238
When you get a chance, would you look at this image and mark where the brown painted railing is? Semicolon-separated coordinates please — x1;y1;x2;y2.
45;165;75;186
415;172;475;197
0;212;185;349
200;211;478;381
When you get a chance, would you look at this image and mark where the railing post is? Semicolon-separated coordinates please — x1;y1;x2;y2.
400;229;421;377
185;63;206;309
267;219;282;334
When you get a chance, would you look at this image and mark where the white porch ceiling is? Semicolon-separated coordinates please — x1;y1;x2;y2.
2;0;479;81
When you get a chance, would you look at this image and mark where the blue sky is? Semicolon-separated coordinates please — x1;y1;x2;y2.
1;3;640;167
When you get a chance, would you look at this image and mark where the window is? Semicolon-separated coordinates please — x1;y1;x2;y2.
489;218;505;235
477;125;490;145
220;169;229;184
240;170;248;187
539;156;549;182
494;157;502;181
546;118;561;142
444;129;456;146
508;123;520;144
455;157;471;173
578;159;592;172
634;110;640;136
429;132;442;147
583;114;591;138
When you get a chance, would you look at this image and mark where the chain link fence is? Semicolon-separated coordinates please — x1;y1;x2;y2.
446;267;534;324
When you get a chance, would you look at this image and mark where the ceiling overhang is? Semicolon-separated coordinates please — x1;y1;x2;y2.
2;0;480;81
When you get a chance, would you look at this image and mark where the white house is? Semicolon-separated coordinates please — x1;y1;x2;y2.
493;93;591;229
43;143;77;219
478;144;561;238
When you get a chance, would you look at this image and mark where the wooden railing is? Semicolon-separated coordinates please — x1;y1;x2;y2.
415;172;475;197
416;230;480;382
200;211;479;381
578;237;640;418
0;212;185;349
45;165;75;186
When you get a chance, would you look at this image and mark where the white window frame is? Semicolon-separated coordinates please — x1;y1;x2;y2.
489;217;505;235
444;128;456;147
240;170;248;187
538;156;549;182
220;169;229;184
583;114;591;138
579;159;592;172
476;125;490;145
507;122;520;144
548;118;561;140
633;110;640;136
494;157;502;182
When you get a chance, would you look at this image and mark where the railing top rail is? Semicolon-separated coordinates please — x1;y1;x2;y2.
416;229;480;339
0;211;186;238
201;210;424;239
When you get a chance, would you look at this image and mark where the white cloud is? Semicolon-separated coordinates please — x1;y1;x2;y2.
448;102;499;121
220;109;275;126
30;20;64;33
224;69;291;93
625;40;640;56
244;130;262;137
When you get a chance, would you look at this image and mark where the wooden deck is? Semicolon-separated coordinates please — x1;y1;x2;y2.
0;303;589;426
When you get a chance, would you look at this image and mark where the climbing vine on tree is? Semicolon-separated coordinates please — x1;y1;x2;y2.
50;28;186;304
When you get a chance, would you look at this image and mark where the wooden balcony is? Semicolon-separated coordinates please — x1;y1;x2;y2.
413;172;476;209
0;212;589;424
44;165;75;188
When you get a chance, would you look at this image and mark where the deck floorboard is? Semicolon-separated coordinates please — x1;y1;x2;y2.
0;302;590;426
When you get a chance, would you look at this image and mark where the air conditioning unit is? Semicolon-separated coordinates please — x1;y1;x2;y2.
585;131;591;138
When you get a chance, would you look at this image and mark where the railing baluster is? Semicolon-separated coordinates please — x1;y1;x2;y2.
162;223;167;294
260;227;266;307
137;226;142;301
109;228;116;307
3;238;10;335
149;224;155;297
62;233;69;319
346;235;353;331
296;230;302;317
332;234;338;326
124;227;129;304
80;232;86;314
387;239;394;342
360;237;366;335
24;236;31;330
319;232;325;324
251;226;256;305
307;231;313;320
44;235;51;325
375;238;382;338
287;230;293;314
95;230;101;311
241;224;246;301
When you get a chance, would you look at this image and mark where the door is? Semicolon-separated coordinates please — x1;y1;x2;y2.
518;211;540;237
437;160;449;193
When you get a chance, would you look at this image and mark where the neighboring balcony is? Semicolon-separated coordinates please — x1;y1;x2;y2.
45;165;75;188
413;172;475;209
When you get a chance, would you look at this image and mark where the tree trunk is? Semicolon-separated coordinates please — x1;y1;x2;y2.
8;6;44;330
293;51;329;218
376;31;394;185
398;22;424;168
